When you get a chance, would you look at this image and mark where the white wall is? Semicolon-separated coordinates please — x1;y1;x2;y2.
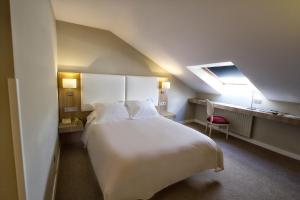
52;0;300;104
10;0;58;199
168;76;196;121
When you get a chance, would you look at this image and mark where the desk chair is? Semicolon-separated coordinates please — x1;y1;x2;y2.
205;99;230;140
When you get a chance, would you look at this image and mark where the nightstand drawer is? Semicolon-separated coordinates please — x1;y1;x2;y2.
59;120;84;134
59;120;84;145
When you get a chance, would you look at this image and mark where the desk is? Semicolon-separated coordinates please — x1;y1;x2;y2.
189;98;300;126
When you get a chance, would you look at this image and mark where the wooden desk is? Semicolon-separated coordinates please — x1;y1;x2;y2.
189;98;300;126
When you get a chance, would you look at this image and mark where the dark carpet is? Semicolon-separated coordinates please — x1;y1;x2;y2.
55;123;300;200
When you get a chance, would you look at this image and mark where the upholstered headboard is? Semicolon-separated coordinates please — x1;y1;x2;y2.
81;73;126;111
126;76;159;106
81;73;160;110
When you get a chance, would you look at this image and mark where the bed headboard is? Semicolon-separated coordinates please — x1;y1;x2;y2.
81;73;126;111
126;76;159;106
81;73;160;110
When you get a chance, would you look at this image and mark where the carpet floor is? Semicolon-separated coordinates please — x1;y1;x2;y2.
55;123;300;200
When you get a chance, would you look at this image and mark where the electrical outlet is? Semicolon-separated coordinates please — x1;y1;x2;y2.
159;101;167;106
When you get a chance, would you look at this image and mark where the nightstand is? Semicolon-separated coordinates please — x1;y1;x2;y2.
159;110;176;120
58;120;84;144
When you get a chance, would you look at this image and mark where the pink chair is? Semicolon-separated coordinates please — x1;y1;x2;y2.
205;99;230;140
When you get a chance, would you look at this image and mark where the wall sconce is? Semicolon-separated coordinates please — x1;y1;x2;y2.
162;81;171;90
62;78;77;89
62;78;77;96
161;81;171;94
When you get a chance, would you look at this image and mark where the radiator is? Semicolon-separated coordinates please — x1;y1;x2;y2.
196;106;253;138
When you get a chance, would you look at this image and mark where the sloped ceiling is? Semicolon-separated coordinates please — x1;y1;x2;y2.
52;0;300;103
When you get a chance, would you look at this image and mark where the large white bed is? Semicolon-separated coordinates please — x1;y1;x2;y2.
83;116;223;200
80;73;224;200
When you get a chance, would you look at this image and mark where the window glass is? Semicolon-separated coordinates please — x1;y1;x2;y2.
206;65;249;85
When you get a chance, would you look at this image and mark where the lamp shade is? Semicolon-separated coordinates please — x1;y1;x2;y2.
62;78;77;89
162;81;171;90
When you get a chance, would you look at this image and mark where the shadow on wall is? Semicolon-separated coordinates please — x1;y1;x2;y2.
57;21;168;77
168;76;196;121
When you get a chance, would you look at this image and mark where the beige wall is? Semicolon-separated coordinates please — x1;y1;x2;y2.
252;118;300;155
57;21;196;121
0;0;18;199
57;21;168;76
10;0;58;199
196;92;300;156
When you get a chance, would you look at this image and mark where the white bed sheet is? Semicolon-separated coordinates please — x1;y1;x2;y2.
83;117;223;200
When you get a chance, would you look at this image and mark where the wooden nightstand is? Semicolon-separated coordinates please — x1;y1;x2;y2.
58;120;84;144
159;110;176;120
59;120;84;133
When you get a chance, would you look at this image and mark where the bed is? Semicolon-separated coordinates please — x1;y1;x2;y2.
80;73;224;200
83;116;223;200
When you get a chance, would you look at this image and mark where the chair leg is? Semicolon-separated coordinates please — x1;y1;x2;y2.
205;123;208;133
209;125;212;138
226;125;229;140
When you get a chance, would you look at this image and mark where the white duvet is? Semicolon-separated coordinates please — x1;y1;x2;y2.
83;116;223;200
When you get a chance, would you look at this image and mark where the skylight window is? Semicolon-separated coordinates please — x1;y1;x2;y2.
205;65;250;85
187;61;259;94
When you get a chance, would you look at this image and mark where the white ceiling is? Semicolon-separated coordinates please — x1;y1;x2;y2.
52;0;300;103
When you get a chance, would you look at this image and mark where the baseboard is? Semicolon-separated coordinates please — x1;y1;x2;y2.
51;146;60;200
8;79;27;200
44;140;60;200
189;119;300;161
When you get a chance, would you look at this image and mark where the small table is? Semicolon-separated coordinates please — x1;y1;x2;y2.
58;120;84;144
159;110;176;120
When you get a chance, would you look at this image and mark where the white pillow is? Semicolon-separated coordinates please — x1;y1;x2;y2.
93;102;129;123
86;111;98;124
125;100;159;119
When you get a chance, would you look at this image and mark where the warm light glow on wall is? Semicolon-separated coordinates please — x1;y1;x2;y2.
62;78;77;89
162;81;171;90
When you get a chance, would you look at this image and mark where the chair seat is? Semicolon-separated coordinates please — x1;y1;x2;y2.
207;115;229;124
